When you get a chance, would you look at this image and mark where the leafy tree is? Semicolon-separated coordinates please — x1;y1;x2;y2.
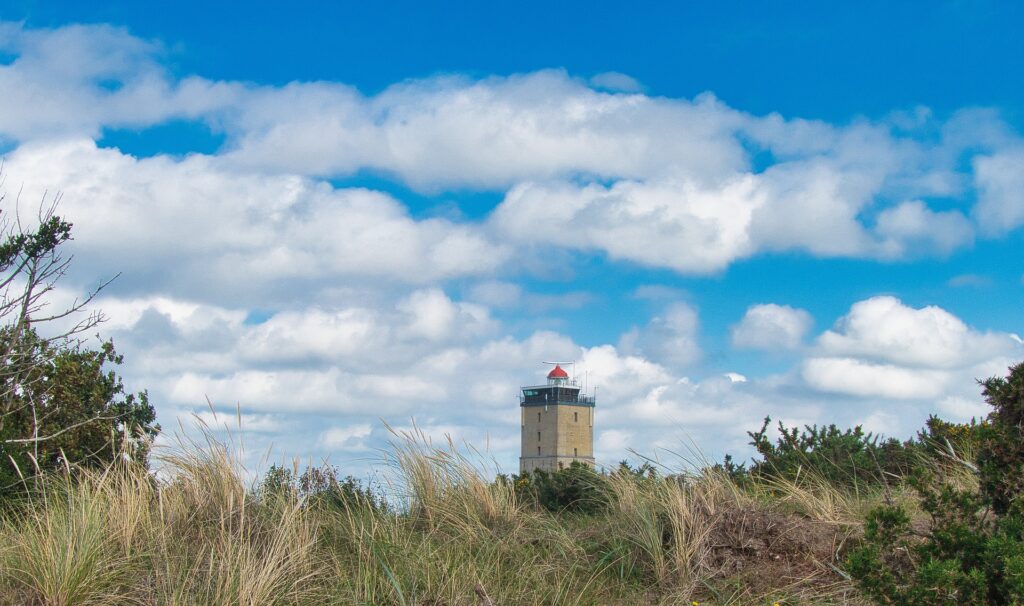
0;192;156;497
0;332;157;492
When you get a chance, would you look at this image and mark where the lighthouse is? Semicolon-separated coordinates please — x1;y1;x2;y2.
519;364;595;473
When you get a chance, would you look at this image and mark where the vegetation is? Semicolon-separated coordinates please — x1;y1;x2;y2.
0;198;157;500
741;416;920;489
0;369;1010;604
847;363;1024;605
0;426;871;605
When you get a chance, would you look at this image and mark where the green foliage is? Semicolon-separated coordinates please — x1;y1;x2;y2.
848;362;1024;605
917;415;986;457
258;463;389;513
0;332;157;498
0;205;157;500
0;214;71;271
977;364;1024;516
746;416;918;488
503;462;609;514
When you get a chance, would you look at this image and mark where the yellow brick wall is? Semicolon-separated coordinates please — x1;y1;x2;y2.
520;404;594;473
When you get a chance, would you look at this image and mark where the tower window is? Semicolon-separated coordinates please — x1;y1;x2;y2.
537;431;541;442
537;446;541;455
574;448;578;456
574;411;578;422
538;412;541;422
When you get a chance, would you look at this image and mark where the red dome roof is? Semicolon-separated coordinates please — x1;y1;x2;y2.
547;364;569;379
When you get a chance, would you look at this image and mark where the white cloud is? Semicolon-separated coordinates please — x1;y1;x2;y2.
589;71;644;93
802;357;950;399
466;281;591;313
937;395;990;420
802;297;1024;406
3;20;1024;478
397;289;493;341
224;72;749;190
241;308;382;363
467;281;523;309
3;139;509;299
0;21;1017;279
732;304;813;350
597;429;634;462
858;411;902;437
619;302;701;369
874;200;974;257
0;22;239;140
973;149;1024;235
319;424;373;450
817;296;1018;368
492;178;759;274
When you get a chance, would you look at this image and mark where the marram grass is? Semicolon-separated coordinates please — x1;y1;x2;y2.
0;428;888;605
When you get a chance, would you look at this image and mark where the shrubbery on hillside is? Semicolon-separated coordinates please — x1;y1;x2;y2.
496;460;671;515
848;362;1024;605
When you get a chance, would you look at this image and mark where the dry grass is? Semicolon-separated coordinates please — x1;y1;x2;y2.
0;427;882;605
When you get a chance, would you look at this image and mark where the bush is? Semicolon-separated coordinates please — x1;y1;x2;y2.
0;333;157;501
848;362;1024;605
917;415;986;459
746;416;919;488
504;462;609;514
257;463;389;513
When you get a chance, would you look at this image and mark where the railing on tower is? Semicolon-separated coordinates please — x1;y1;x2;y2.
519;386;596;406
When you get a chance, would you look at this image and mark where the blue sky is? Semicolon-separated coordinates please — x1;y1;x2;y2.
0;2;1022;475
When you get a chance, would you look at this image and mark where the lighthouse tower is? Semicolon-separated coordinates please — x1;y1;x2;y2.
519;364;595;473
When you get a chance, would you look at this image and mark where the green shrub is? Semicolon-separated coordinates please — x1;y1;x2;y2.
917;415;986;459
848;362;1024;605
257;463;389;513
746;416;919;488
977;365;1024;516
503;462;609;514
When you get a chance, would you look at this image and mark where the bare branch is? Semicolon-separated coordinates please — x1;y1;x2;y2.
3;414;122;445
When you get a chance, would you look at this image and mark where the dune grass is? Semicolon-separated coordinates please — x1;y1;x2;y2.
0;427;893;606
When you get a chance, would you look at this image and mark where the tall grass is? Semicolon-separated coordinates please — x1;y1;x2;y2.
0;426;876;605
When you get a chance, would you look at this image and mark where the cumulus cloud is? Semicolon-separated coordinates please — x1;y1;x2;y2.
81;286;1017;475
803;296;1023;403
3;139;509;301
874;200;974;257
223;73;749;190
86;284;780;470
2;21;1022;279
492;178;759;273
619;302;701;369
731;304;813;350
489;155;982;274
466;281;592;313
816;296;1019;368
319;424;373;450
0;22;239;140
2;20;1023;476
973;149;1024;235
802;357;951;400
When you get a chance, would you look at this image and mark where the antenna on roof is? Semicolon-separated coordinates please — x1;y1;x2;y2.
542;361;575;373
